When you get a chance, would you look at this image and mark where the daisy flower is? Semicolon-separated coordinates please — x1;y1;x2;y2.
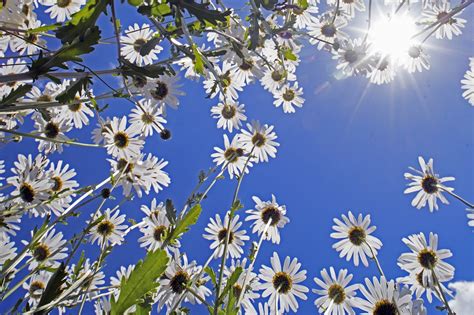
308;14;348;50
291;1;319;29
203;213;249;259
25;81;64;104
33;111;72;154
258;252;309;313
157;250;211;311
67;258;105;300
40;0;86;22
404;156;455;212
422;2;466;40
230;56;264;85
203;61;244;101
44;160;79;216
261;40;300;74
257;302;271;315
327;0;365;18
397;271;452;303
121;23;162;66
260;65;296;94
211;134;252;179
273;82;304;114
0;238;16;266
23;229;68;270
397;232;454;287
10;18;47;55
91;117;112;145
334;38;371;76
461;57;474;106
0;59;29;95
103;116;144;160
129;99;166;137
245;195;289;244
0;212;21;239
368;55;396;85
140;197;166;218
239;121;279;163
57;81;95;129
210;101;247;132
354;276;412;315
88;208;128;247
402;45;430;73
23;271;51;307
110;264;135;299
312;267;359;315
138;207;176;252
223;259;260;313
143;74;185;110
331;211;383;267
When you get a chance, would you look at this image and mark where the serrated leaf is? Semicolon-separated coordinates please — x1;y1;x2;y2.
31;26;101;77
55;0;109;44
175;1;231;26
0;84;32;107
218;267;242;302
34;263;67;315
120;59;168;79
191;44;204;75
55;76;92;104
27;23;61;34
204;266;217;289
139;36;162;57
165;199;176;224
111;249;169;315
169;204;201;241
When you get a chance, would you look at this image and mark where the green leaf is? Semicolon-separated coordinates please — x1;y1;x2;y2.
0;84;32;107
120;59;169;79
111;249;169;315
218;267;242;302
55;76;92;104
204;266;217;289
169;204;202;241
27;23;61;34
297;0;308;10
165;199;176;225
127;0;143;6
139;36;162;57
31;26;101;77
191;44;205;75
55;0;110;44
34;263;67;315
248;12;260;51
151;2;172;17
175;0;231;26
255;0;278;10
282;47;298;61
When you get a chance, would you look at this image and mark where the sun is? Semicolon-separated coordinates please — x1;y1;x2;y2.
368;14;418;59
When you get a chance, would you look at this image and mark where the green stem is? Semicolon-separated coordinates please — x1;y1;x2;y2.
0;128;103;148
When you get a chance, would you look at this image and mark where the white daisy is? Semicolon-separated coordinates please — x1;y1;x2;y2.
292;2;319;29
258;252;308;313
422;2;466;40
211;134;252;179
398;232;454;287
138;206;176;252
103;116;144;160
110;264;135;299
203;213;249;259
334;38;372;76
260;64;297;94
0;212;21;240
33;111;72;154
121;23;162;66
129;98;166;137
67;258;105;300
327;0;365;18
261;40;300;73
44;160;79;216
23;271;52;307
57;80;95;129
461;57;474;106
402;45;430;73
143;74;185;110
257;302;271;315
245;195;289;244
210;101;247;132
10;18;47;55
0;58;29;96
157;249;211;311
308;14;348;50
331;211;383;267
25;81;64;104
203;61;244;101
368;55;396;85
23;228;68;270
404;156;455;212
230;56;264;85
0;238;16;266
312;267;359;315
273;81;304;114
40;0;86;22
224;258;260;313
88;208;128;247
397;271;451;303
354;276;412;315
239;121;279;163
140;197;165;218
91;117;112;145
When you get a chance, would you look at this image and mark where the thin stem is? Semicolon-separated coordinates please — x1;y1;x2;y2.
432;269;455;315
439;186;474;209
213;147;255;315
0;128;104;148
365;241;385;278
186;286;211;308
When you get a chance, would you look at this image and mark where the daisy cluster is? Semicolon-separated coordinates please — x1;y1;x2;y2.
0;0;472;314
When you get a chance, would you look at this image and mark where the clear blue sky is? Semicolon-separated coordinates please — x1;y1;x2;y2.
2;3;473;314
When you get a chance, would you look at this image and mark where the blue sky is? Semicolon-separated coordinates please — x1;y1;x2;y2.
2;2;474;314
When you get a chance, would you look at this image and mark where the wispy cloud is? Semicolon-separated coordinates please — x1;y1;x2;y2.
448;281;474;313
